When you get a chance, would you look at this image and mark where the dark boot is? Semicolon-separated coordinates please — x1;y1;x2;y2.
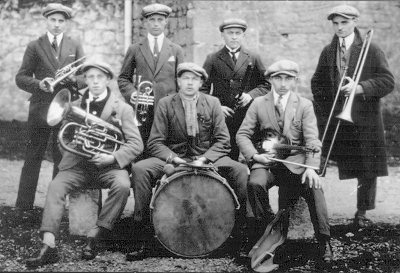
318;236;333;263
26;244;60;268
81;226;110;260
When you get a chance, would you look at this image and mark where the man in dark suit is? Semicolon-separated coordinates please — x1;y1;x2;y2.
25;60;143;268
118;3;184;146
311;5;394;227
237;60;332;266
126;62;249;261
15;3;85;210
201;18;270;160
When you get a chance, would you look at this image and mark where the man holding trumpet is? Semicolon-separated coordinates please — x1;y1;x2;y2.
15;3;85;210
311;5;394;227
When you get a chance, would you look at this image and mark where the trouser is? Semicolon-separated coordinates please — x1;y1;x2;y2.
40;165;130;237
15;117;61;209
357;177;377;211
248;165;330;239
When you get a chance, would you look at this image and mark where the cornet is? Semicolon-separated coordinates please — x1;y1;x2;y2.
130;75;154;126
43;56;87;93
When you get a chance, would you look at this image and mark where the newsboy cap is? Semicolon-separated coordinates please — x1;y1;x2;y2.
177;62;208;80
42;3;72;19
327;5;360;20
219;18;247;32
81;60;114;79
142;3;172;18
265;60;299;78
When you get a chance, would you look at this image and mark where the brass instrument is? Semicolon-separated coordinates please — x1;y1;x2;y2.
319;29;374;176
47;89;124;158
130;75;154;126
43;56;87;93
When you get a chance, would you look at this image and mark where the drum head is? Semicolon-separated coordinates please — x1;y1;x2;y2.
151;171;236;257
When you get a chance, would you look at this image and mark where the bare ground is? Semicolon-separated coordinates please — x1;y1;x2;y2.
0;158;400;272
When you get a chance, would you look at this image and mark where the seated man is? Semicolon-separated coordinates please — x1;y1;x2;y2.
26;60;143;268
236;60;333;265
128;62;249;260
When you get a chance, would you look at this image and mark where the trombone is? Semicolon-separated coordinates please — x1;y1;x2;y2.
44;56;86;93
319;29;374;176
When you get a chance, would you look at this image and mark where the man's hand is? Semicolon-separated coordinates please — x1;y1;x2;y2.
129;90;139;105
39;77;54;92
221;105;234;118
191;157;207;166
236;93;252;107
88;153;116;168
301;168;322;189
341;76;364;96
172;157;187;165
253;153;275;165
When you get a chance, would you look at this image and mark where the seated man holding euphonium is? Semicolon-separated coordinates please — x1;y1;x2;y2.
25;60;143;268
236;60;333;271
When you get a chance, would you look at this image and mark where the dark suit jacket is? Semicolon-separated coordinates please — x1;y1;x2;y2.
118;37;184;107
146;92;231;163
15;34;85;125
236;91;321;175
58;89;143;171
311;28;394;179
201;46;269;109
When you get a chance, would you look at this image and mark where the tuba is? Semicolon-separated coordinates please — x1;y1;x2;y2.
47;89;124;158
130;75;154;126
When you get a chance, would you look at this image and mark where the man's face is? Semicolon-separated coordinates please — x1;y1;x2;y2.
270;74;297;96
145;14;168;36
331;15;357;38
177;72;203;97
221;27;244;50
46;13;67;36
84;68;110;96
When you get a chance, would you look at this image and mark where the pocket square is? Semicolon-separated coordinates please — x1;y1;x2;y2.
167;55;175;62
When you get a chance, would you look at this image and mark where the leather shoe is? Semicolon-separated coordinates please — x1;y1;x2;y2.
82;237;98;260
354;214;373;228
126;242;146;261
26;244;59;268
318;239;333;263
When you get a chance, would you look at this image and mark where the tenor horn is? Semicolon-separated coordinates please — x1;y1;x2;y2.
130;75;154;126
47;89;124;158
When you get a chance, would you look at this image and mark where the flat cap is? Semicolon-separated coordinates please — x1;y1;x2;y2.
142;3;172;18
265;60;299;78
219;18;247;32
177;62;208;80
42;3;72;19
327;5;360;20
81;60;114;79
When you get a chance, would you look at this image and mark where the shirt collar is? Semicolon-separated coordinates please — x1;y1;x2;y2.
148;32;164;46
273;89;291;110
225;45;241;54
341;32;355;50
47;32;63;45
89;89;108;102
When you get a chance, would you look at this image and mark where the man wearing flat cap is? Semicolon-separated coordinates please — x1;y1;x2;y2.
311;5;394;227
15;2;85;211
118;2;184;147
127;62;249;260
201;17;270;161
26;60;143;268
237;60;333;266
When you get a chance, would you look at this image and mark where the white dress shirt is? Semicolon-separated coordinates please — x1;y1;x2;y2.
148;32;165;54
89;89;108;102
226;45;240;60
47;32;63;47
273;90;291;112
341;32;355;50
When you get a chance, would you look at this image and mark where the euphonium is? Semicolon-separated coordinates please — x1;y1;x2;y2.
130;75;154;126
43;56;87;93
47;89;124;158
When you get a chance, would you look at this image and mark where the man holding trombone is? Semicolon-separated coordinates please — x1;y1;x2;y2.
311;5;394;227
15;3;85;210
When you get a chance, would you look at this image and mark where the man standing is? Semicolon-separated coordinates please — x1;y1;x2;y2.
127;62;249;261
26;60;143;268
237;60;333;265
15;3;85;210
201;18;270;160
311;5;394;226
118;3;184;146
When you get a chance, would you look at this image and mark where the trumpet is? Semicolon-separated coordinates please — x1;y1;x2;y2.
47;89;124;158
130;75;154;126
319;29;374;176
44;56;87;93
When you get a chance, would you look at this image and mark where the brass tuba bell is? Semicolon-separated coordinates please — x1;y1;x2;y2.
47;89;124;158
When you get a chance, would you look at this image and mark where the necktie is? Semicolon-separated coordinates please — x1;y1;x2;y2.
230;48;240;64
52;35;58;53
276;95;284;129
153;37;160;63
340;39;347;74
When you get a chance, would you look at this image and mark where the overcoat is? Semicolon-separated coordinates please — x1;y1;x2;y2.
311;28;394;179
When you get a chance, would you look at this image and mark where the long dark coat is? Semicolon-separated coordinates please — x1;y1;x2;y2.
311;28;394;179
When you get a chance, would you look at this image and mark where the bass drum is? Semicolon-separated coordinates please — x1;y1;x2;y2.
150;168;240;258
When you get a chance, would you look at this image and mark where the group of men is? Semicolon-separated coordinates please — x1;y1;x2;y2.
14;1;394;271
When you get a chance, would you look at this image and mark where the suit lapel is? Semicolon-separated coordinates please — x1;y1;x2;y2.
265;92;281;132
234;49;248;72
217;47;235;71
139;38;156;73
154;38;171;77
39;35;59;71
283;92;298;135
100;90;117;121
171;94;187;135
58;36;71;67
